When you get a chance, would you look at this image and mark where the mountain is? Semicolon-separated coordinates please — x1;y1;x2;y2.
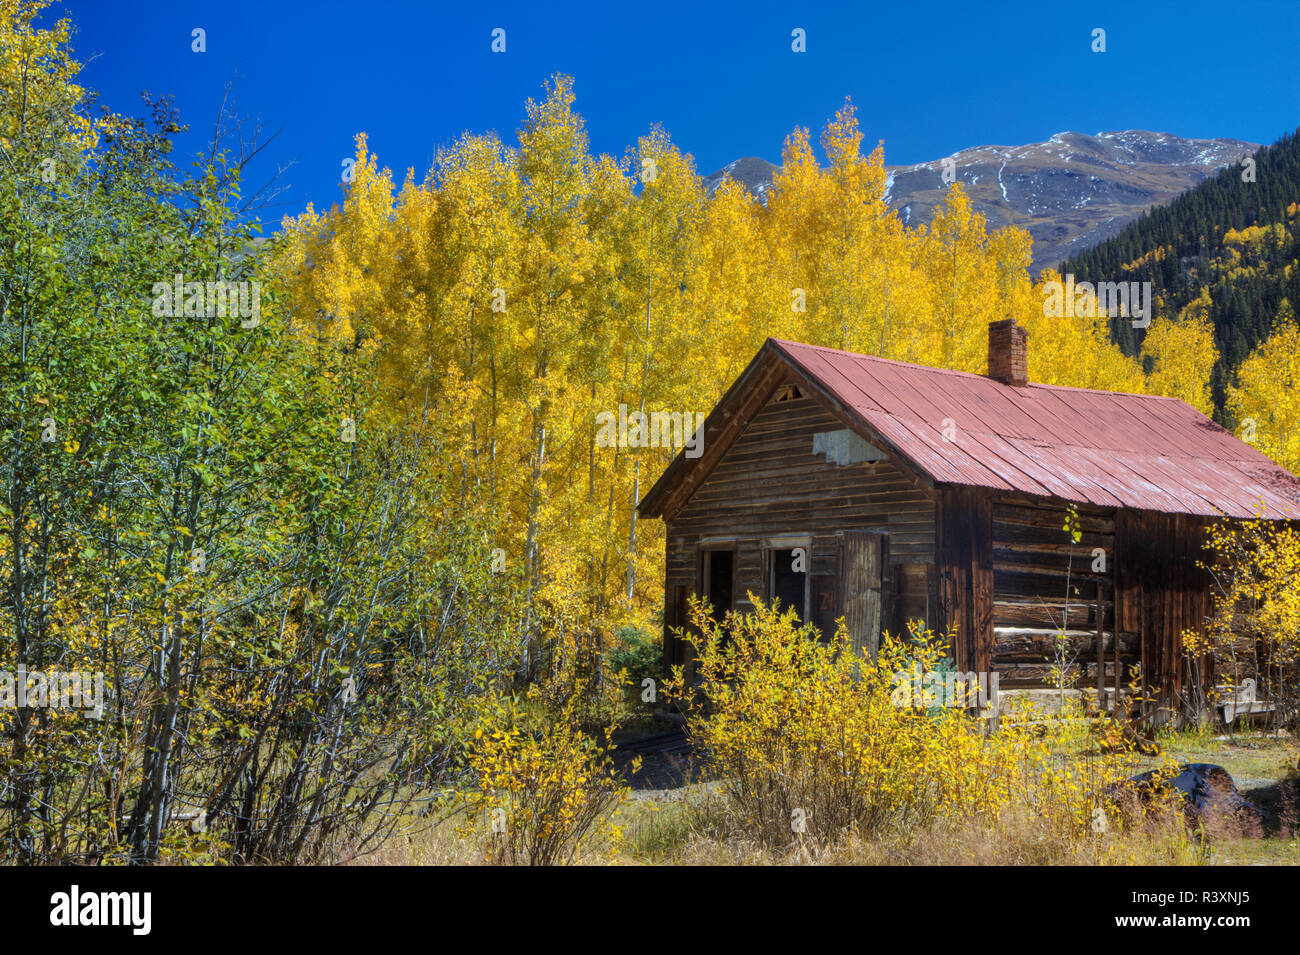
1060;128;1300;415
701;156;782;202
703;131;1258;274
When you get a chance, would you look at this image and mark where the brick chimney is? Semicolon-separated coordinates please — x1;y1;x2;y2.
987;318;1028;387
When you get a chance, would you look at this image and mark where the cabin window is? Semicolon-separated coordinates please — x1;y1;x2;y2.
701;549;734;622
770;548;809;621
774;384;803;402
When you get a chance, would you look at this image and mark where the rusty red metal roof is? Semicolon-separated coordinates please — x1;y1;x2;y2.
769;338;1300;519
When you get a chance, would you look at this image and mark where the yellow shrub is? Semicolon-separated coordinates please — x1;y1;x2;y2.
669;596;1162;853
461;690;630;865
667;597;1039;847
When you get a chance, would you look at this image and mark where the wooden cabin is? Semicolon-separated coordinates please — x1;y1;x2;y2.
637;319;1300;713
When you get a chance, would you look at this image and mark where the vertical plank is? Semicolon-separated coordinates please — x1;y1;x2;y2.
879;536;895;639
971;492;994;676
1095;581;1106;705
664;584;688;675
936;486;991;674
926;559;940;640
842;530;883;656
936;488;963;664
810;574;839;639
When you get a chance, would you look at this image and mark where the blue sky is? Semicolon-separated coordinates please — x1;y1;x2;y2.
50;0;1300;225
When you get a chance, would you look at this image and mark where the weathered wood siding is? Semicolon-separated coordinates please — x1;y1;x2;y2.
662;391;935;663
935;486;992;674
941;493;1210;701
987;495;1121;688
842;530;884;656
1115;510;1211;708
660;388;1218;710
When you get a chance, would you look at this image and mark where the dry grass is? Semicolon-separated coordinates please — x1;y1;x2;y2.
614;787;1211;866
368;729;1300;866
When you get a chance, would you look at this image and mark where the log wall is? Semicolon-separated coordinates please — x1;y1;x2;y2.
987;495;1122;688
945;493;1212;703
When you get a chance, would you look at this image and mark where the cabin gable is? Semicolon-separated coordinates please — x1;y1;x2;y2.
661;384;937;670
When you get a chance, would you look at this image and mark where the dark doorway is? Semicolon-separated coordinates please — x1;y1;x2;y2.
702;549;734;622
771;548;807;621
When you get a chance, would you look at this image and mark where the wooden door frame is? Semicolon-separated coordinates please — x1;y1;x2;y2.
761;534;812;619
698;542;737;618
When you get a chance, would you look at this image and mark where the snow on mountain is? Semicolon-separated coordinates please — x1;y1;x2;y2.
702;130;1258;274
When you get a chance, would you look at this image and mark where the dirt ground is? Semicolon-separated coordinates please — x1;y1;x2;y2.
610;723;708;791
